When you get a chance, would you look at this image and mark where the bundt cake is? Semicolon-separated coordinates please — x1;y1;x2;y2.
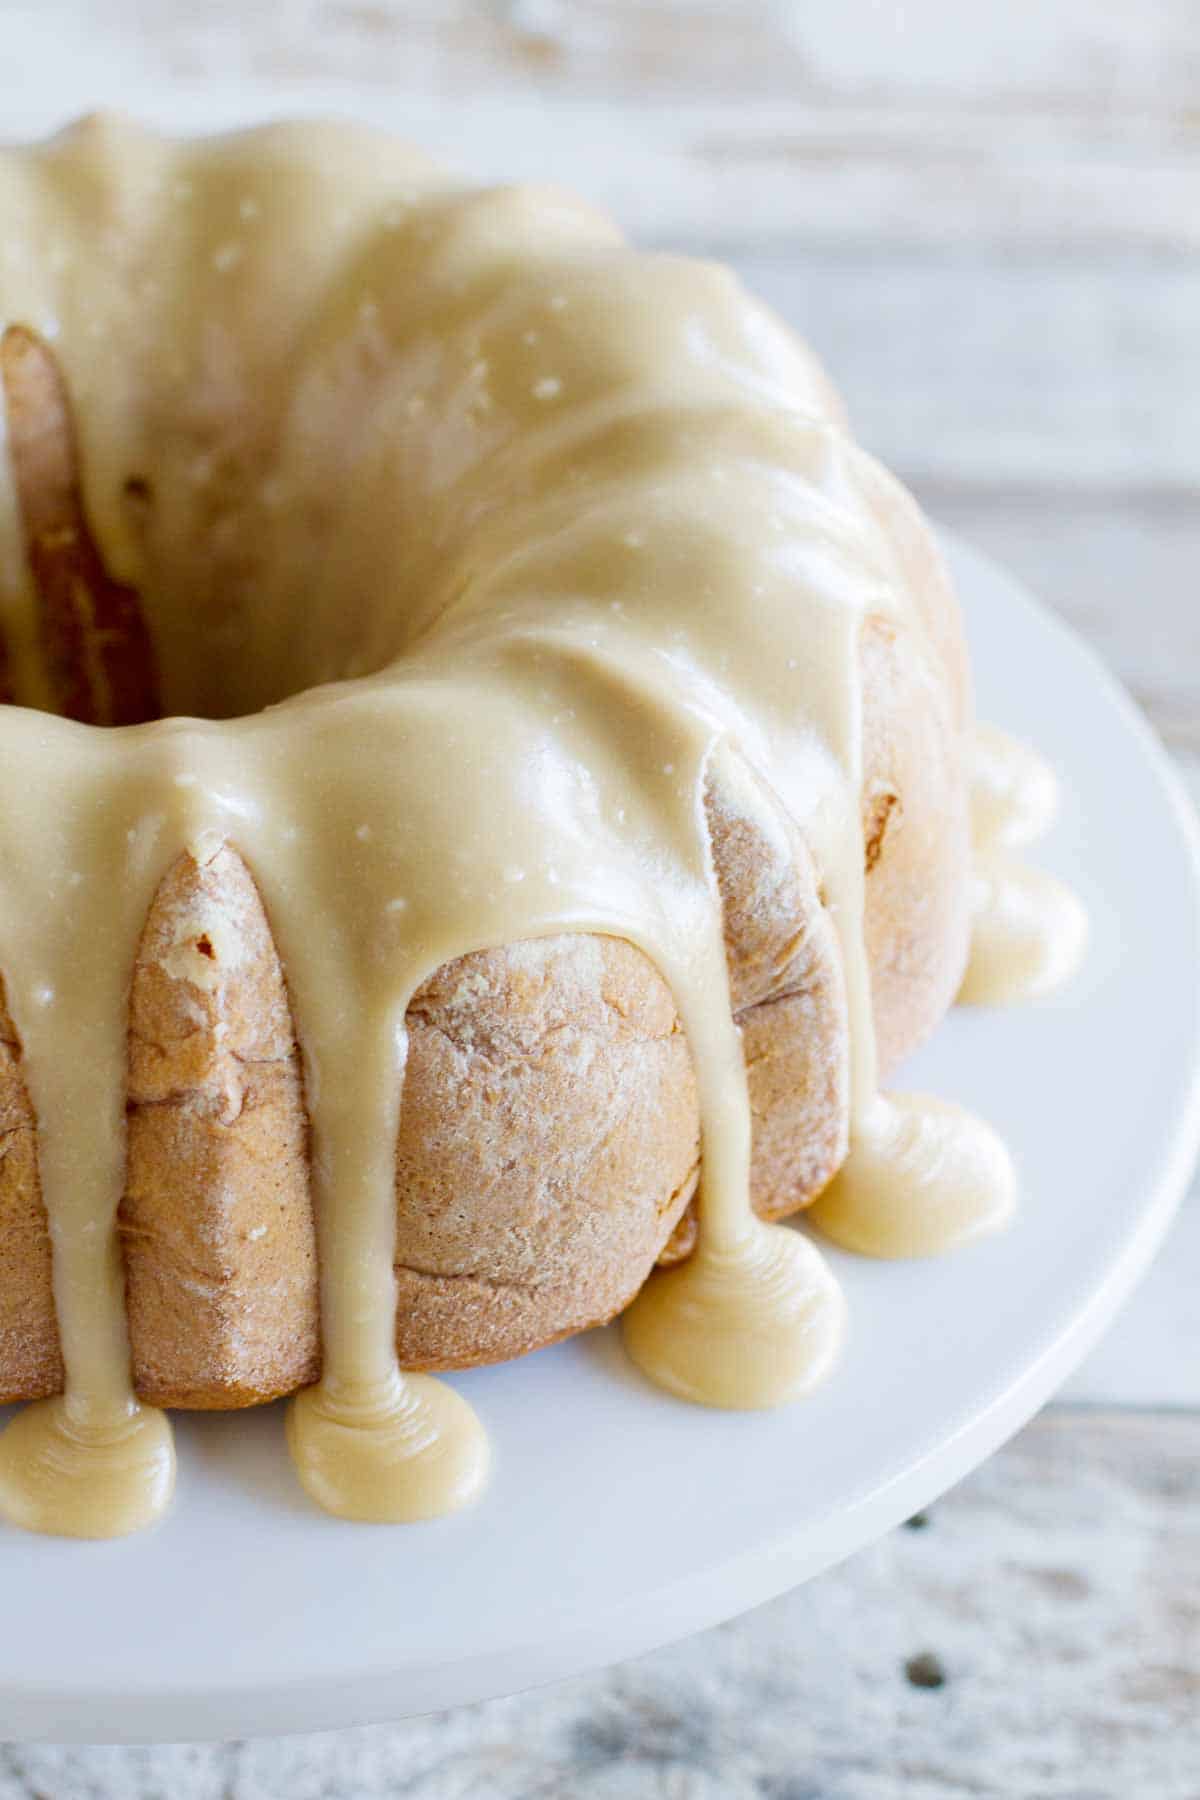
0;116;1085;1537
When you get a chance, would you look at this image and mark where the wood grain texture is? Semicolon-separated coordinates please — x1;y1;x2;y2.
1;1410;1194;1795
741;254;1200;491
4;3;1199;248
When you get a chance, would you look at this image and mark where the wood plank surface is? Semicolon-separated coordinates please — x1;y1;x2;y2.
742;255;1200;491
3;3;1199;250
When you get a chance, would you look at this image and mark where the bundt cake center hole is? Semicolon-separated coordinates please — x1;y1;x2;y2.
1;324;165;726
0;317;403;726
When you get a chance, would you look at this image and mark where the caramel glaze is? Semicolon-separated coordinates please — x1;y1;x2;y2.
959;728;1088;1006
0;118;1082;1535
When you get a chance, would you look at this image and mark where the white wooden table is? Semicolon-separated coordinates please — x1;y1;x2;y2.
1;4;1197;1791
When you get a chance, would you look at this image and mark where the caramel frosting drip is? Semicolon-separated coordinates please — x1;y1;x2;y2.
971;724;1060;852
961;727;1088;1008
0;117;1066;1535
807;1093;1015;1259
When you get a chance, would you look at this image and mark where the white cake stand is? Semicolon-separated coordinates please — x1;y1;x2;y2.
1;534;1197;1744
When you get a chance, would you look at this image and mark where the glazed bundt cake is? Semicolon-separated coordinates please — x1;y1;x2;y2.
0;116;1084;1536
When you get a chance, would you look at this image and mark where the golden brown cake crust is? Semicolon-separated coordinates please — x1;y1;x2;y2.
0;980;63;1402
121;844;321;1407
